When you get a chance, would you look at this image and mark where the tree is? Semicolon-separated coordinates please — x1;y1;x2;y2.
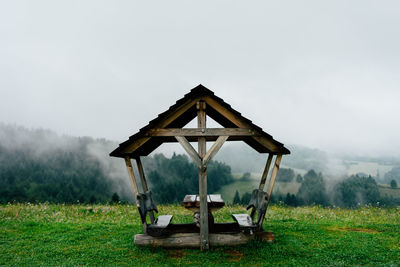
233;190;241;204
333;175;380;207
240;192;252;205
148;154;234;204
241;172;251;181
111;192;120;203
277;168;295;182
296;174;303;183
384;166;400;184
390;179;398;189
284;193;298;206
296;170;328;206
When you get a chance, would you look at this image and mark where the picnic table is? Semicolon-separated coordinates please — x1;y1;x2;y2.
182;194;225;227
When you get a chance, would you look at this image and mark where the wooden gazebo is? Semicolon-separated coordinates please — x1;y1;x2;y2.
110;85;290;250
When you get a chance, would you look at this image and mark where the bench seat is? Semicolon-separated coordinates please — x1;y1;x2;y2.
232;214;257;234
147;215;173;237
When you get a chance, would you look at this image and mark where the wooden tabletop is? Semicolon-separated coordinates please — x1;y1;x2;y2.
182;194;225;210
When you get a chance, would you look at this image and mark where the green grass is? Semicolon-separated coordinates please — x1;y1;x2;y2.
1;204;400;266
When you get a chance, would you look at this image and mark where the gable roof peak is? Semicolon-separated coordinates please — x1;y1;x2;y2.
189;84;214;97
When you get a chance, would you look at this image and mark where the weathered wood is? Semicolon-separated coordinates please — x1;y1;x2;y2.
121;98;200;154
258;154;274;191
266;154;282;205
208;194;224;203
124;156;140;199
182;194;225;212
134;232;252;247
135;157;154;223
202;135;229;166
232;214;254;227
175;136;202;169
251;154;273;219
197;100;209;251
124;156;147;233
149;215;172;228
143;222;242;235
137;191;158;224
147;215;173;237
260;154;282;230
147;128;258;137
203;96;280;152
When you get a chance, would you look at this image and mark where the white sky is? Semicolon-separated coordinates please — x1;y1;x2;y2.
1;1;399;156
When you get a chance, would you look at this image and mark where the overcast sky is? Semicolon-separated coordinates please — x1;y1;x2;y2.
1;1;399;156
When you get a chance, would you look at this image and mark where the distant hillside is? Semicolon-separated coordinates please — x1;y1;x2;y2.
215;143;329;174
215;142;399;180
0;123;132;203
0;123;234;204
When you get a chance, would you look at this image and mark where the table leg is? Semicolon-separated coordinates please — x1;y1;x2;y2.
193;212;214;228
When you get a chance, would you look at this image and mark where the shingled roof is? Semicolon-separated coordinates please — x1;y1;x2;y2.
110;84;290;158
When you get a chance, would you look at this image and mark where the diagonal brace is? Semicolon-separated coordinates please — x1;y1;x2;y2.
175;136;202;169
202;136;228;166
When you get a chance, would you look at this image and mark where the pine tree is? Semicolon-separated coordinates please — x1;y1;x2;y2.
111;192;120;203
233;190;241;204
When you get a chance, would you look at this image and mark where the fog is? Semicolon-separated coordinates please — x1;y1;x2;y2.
1;1;400;157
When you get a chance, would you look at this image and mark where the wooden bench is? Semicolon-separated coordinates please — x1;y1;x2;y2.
232;189;268;234
137;191;173;237
147;215;173;237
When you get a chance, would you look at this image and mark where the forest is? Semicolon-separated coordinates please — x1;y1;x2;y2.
0;124;233;204
1;124;399;207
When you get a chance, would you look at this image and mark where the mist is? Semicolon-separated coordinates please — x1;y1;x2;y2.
1;1;400;158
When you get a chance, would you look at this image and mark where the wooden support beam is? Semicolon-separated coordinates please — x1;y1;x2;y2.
259;154;282;231
124;156;147;233
197;100;209;251
121;97;199;154
258;154;274;191
203;96;280;152
251;153;274;219
266;154;282;204
136;157;154;223
175;136;202;169
124;156;140;199
134;232;252;247
202;135;229;166
147;128;258;137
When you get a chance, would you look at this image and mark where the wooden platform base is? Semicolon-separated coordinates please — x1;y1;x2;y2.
134;231;274;248
135;232;252;248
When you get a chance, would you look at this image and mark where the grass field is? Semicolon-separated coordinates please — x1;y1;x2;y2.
379;185;400;198
1;204;399;266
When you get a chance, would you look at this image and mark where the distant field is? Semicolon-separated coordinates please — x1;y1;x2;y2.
1;204;399;266
343;160;393;177
220;173;302;203
379;185;400;198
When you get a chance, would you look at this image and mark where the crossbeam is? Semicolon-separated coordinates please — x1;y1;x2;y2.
147;128;258;137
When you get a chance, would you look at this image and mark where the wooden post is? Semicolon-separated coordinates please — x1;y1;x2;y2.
124;156;147;233
136;157;155;223
258;154;282;230
258;154;274;191
197;100;209;251
251;153;274;219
